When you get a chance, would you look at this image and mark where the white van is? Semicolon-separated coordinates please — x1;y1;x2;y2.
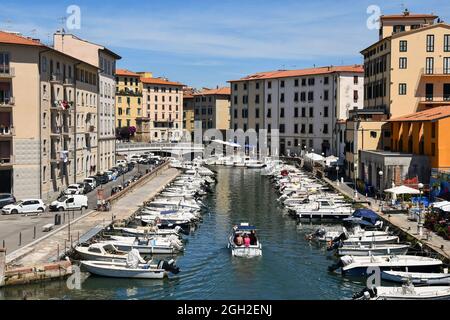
49;195;88;212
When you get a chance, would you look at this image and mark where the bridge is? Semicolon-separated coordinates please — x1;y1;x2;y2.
116;142;205;157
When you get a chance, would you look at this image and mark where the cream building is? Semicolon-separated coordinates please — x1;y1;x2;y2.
345;10;450;180
183;88;196;140
229;66;364;157
0;31;99;201
53;32;121;172
193;87;231;133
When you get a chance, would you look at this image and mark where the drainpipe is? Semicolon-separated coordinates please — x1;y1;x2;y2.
38;48;51;200
73;62;80;184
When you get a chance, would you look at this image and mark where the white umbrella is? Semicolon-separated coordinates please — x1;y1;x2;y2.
384;185;420;195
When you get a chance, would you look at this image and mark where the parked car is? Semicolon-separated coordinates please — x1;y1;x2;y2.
128;154;140;164
84;177;97;190
116;159;127;167
105;170;116;181
138;155;149;164
0;193;16;209
2;199;46;215
64;184;85;195
94;173;109;185
80;182;93;194
49;195;88;212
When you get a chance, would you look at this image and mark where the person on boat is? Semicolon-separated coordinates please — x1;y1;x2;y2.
235;234;244;246
244;235;251;248
249;231;257;245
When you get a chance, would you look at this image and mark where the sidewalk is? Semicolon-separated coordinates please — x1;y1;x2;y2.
6;167;180;267
323;176;450;261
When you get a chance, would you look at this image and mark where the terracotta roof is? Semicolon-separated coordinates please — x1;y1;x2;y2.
141;77;184;86
184;93;195;99
0;30;44;46
115;69;141;77
229;65;364;82
389;106;450;122
381;13;438;20
194;87;231;96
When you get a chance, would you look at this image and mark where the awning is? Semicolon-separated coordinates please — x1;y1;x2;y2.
384;185;420;195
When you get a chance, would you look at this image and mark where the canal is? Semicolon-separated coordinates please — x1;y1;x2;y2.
0;167;364;300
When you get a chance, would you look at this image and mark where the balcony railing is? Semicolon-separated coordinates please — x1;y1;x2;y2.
50;73;63;83
0;67;14;78
0;126;14;136
0;154;14;166
63;77;74;86
421;68;450;76
0;97;15;107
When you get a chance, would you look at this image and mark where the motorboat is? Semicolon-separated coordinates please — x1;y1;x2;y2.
103;235;184;254
75;243;142;262
111;225;186;237
343;208;383;229
291;199;353;220
337;243;410;256
80;250;180;279
353;283;450;300
228;223;262;257
245;159;266;169
329;255;443;276
382;270;450;285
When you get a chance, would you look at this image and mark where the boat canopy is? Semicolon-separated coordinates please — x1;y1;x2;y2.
343;209;379;226
236;225;257;231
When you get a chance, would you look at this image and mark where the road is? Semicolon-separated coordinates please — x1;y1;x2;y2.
0;163;155;255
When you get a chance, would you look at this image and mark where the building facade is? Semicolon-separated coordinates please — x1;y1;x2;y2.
193;87;231;134
229;66;364;157
53;32;121;172
0;31;99;201
183;88;196;140
115;69;142;130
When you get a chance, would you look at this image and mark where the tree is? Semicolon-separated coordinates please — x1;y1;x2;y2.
129;126;136;137
119;127;131;141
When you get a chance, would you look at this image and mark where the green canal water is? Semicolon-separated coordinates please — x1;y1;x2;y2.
0;167;365;300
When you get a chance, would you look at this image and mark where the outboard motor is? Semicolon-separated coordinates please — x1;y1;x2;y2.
352;287;377;300
328;259;344;273
158;259;180;275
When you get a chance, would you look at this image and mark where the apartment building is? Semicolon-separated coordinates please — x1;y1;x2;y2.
0;31;99;201
53;32;121;172
229;66;364;157
193;87;231;134
141;77;184;142
345;10;450;181
115;69;143;130
183;88;196;140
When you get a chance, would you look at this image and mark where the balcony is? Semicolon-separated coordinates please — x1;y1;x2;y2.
419;95;450;105
50;73;63;83
421;68;450;77
63;77;75;86
0;67;14;78
51;124;62;136
0;96;15;108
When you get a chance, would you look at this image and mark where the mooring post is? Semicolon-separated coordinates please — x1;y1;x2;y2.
0;248;5;287
33;226;36;239
57;243;60;260
19;232;22;246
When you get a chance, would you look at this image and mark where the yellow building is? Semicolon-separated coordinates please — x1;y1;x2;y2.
115;69;143;129
183;88;196;139
193;87;231;133
346;10;450;180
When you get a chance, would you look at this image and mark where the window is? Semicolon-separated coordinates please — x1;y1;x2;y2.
234;84;238;91
280;80;285;88
324;90;329;101
268;81;272;89
444;57;450;74
256;82;260;90
255;94;260;104
309;107;314;118
431;123;436;139
399;83;407;95
255;108;260;118
243;84;247;90
353;76;359;84
280;93;285;103
301;79;306;86
234;96;238;104
370;131;377;138
444;84;450;101
353;90;359;102
280;108;285;118
399;57;407;69
294;107;299;117
279;124;285;133
308;78;315;86
399;40;407;52
267;109;271;118
324;77;329;85
233;109;238;118
301;107;306;117
445;35;450;52
307;92;314;102
294;92;299;102
300;92;306;102
426;35;435;52
324;106;329;118
294;79;299;87
294;124;299;134
393;25;405;33
426;83;434;101
309;124;313;134
426;57;434;74
301;124;305;134
267;94;272;103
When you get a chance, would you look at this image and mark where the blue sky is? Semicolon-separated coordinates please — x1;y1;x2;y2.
1;0;449;88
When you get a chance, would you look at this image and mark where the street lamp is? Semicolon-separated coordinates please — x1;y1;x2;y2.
354;163;358;199
378;170;384;205
418;182;424;238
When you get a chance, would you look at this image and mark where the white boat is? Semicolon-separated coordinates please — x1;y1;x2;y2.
75;243;140;262
228;223;262;257
245;159;266;168
104;235;184;254
382;270;450;285
337;243;410;256
343;235;400;245
112;226;184;237
292;199;353;220
353;283;450;300
80;250;180;279
330;255;443;276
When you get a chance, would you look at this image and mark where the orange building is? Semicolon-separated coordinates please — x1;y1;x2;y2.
390;105;450;169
